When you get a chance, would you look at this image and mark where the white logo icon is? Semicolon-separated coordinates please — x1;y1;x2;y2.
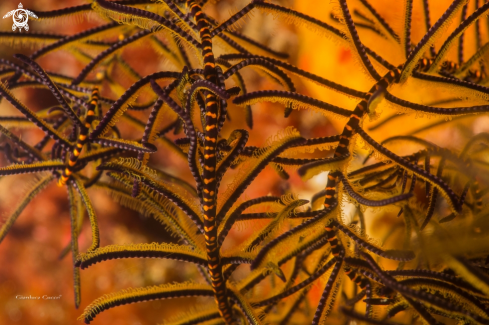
3;3;37;32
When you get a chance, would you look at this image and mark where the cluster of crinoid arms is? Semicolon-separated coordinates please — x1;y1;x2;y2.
2;0;489;324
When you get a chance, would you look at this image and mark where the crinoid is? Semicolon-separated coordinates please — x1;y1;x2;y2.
2;0;489;324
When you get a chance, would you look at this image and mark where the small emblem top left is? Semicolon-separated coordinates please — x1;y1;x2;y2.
3;3;37;32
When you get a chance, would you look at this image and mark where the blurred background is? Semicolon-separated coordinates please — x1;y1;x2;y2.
1;0;488;324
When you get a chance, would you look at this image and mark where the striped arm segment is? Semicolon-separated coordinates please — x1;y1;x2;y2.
186;1;234;323
58;88;98;186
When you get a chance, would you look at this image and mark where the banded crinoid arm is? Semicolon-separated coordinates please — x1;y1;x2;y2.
213;59;252;129
217;195;279;246
459;133;489;210
219;30;289;60
428;2;489;74
0;80;73;148
13;54;84;128
330;219;415;261
361;169;403;193
357;0;400;43
242;197;309;253
251;258;337;308
97;158;204;233
75;243;207;269
178;133;340;172
343;265;374;318
92;0;201;50
91;137;157;153
0;115;47;131
1;4;102;86
232;90;352;127
29;22;120;59
219;53;366;99
236;227;332;295
185;80;230;119
249;202;337;270
397;277;489;320
315;67;403;220
150;78;203;214
359;144;476;212
71;30;153;85
419;156;447;230
58;88;99;186
329;11;386;40
341;307;407;324
419;0;435;56
0;58;95;110
242;0;374;71
185;0;234;323
263;207;347;324
0;125;45;161
71;177;100;253
213;0;389;83
28;3;95;21
445;256;489;297
0;160;65;176
415;55;488;84
411;70;489;107
101;172;204;253
89;71;180;139
215;128;305;223
333;0;382;81
210;1;263;38
0;32;63;53
385;92;489;116
400;0;468;81
132;96;167;197
336;171;413;207
227;285;264;325
158;306;222;325
334;67;403;159
402;0;413;60
215;129;249;188
355;128;462;213
361;252;489;324
216;57;296;117
79;282;215;324
158;0;198;30
455;43;489;78
66;184;82;308
312;244;345;324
